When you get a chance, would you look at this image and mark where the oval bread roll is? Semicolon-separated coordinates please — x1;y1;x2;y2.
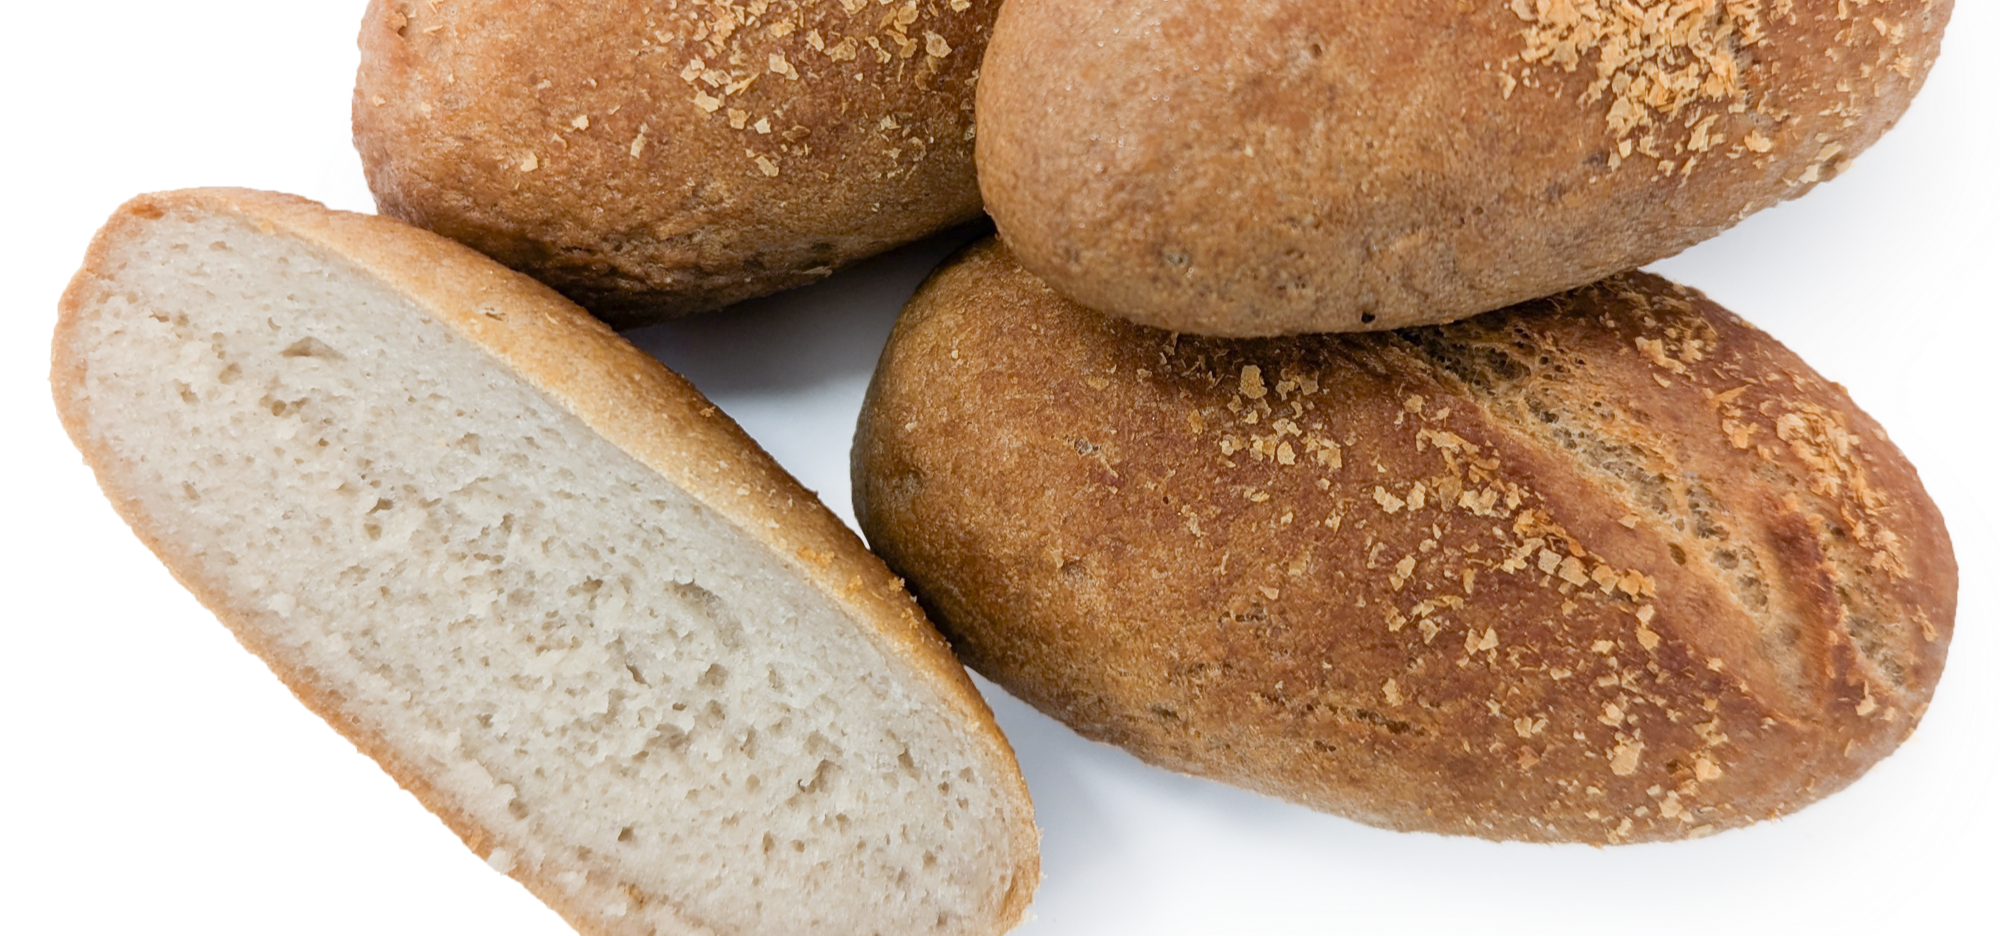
976;0;1952;336
355;0;996;326
53;190;1037;934
854;238;1955;843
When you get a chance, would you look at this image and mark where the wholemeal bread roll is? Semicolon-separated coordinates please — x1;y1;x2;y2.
52;189;1037;934
976;0;1952;336
853;238;1955;844
355;0;997;326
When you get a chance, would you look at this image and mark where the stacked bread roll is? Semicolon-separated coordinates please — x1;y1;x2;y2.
846;0;1959;845
975;0;1954;336
852;243;1954;843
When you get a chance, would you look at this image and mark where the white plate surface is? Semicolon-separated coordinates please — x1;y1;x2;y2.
238;7;2000;936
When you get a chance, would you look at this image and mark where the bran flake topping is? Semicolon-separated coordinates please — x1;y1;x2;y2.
1506;0;1776;172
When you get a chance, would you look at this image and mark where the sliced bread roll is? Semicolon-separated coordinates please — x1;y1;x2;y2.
51;189;1037;935
855;239;1955;843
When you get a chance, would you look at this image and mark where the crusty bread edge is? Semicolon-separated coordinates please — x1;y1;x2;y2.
48;187;1039;936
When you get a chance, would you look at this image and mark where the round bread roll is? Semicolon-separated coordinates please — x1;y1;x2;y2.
975;0;1952;336
853;238;1956;844
354;0;996;326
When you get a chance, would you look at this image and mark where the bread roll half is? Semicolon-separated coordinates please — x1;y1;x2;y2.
52;189;1036;935
854;238;1954;844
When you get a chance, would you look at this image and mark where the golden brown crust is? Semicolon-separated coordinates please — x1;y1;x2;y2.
975;0;1953;336
52;189;1037;934
854;238;1955;843
354;0;997;326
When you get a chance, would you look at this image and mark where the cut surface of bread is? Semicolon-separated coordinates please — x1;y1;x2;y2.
51;189;1036;936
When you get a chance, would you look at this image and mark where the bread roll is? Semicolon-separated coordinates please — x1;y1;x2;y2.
853;238;1954;844
53;189;1037;933
976;0;1952;336
354;0;996;325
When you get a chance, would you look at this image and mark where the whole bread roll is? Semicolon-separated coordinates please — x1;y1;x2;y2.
53;189;1037;934
976;0;1952;336
354;0;996;326
854;238;1955;844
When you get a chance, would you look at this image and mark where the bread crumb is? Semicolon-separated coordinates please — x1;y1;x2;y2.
1608;737;1644;776
1693;755;1723;781
1635;622;1660;651
1537;548;1563;575
1373;486;1406;513
486;848;516;873
1637;337;1688;374
1465;627;1499;654
1239;365;1267;399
